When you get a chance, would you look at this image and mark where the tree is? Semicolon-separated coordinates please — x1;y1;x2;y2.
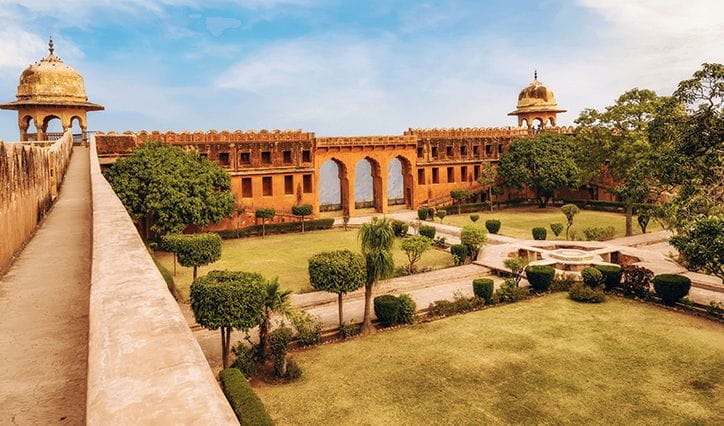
460;225;487;260
190;270;266;368
255;208;276;238
561;204;579;240
358;217;395;335
477;163;498;212
174;233;222;280
450;189;471;215
308;250;366;327
291;204;313;233
435;209;447;223
574;88;665;236
257;277;293;361
400;235;432;273
648;63;723;276
105;142;234;239
160;233;182;275
498;133;580;208
637;207;651;234
550;222;564;238
504;257;529;287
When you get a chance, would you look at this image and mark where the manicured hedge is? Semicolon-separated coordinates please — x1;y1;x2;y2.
569;282;605;303
531;227;547;240
219;368;273;425
439;202;491;214
525;265;555;292
581;267;603;287
485;219;501;234
653;274;691;305
450;244;469;265
472;278;494;302
595;264;622;290
557;199;657;213
391;220;409;237
216;218;334;239
418;224;436;239
374;295;401;327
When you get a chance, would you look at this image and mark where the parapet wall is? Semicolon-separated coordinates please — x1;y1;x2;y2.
0;131;73;270
86;135;238;425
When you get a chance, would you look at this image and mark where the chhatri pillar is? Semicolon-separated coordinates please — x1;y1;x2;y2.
508;70;566;129
0;38;103;143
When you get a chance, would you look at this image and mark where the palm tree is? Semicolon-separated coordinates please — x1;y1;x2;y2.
358;217;395;335
257;277;293;361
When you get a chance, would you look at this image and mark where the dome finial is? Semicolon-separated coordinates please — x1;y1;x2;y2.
48;36;54;55
534;69;537;80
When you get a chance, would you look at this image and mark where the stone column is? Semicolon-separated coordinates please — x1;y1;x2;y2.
378;160;389;214
342;162;355;217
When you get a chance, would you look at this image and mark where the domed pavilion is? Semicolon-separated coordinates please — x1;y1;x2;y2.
508;71;566;128
0;38;103;142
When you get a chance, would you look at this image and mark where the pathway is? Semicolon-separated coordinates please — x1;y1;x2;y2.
0;147;91;425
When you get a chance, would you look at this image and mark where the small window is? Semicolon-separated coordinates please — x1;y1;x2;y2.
474;165;480;180
446;146;453;157
284;175;294;195
303;174;313;193
302;150;311;163
218;152;229;166
432;168;439;184
473;145;480;156
417;147;424;158
460;146;467;156
485;145;492;155
447;167;455;183
417;168;425;185
283;150;292;164
261;151;272;164
242;178;252;198
262;176;273;196
431;147;438;159
498;144;504;154
461;166;468;182
240;152;251;165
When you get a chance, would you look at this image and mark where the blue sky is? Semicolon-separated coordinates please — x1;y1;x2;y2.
0;0;722;140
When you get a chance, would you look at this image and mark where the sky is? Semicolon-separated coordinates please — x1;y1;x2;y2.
0;0;722;140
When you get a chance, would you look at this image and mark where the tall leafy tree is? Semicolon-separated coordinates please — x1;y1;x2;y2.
358;217;395;335
574;89;665;236
105;142;234;239
477;163;498;211
498;133;580;208
308;250;366;327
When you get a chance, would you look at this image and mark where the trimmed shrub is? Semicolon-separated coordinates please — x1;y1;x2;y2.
461;225;487;260
419;224;436;239
470;213;480;223
525;265;555;292
583;226;616;241
417;207;430;220
219;368;273;425
492;279;530;303
291;312;322;347
472;278;494;302
397;294;417;324
595;264;622;290
269;326;293;378
450;244;469;265
173;232;222;280
550;222;564;237
284;358;302;381
435;209;447;223
621;265;653;298
308;250;365;327
561;204;580;239
391;219;409;237
485;219;501;234
374;295;400;327
551;273;576;292
531;227;547;240
291;204;313;233
439;202;492;214
581;267;604;287
428;291;485;317
569;282;605;303
653;274;691;305
339;322;361;339
231;342;257;378
400;235;432;273
215;218;335;239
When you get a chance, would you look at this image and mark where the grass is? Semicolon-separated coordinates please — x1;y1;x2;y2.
439;207;662;239
255;294;724;425
155;228;453;300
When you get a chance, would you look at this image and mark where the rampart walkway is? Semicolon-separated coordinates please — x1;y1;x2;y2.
0;147;91;424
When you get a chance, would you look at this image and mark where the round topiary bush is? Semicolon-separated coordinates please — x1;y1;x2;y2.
595;264;622;290
391;220;409;237
373;295;400;327
581;267;603;287
470;213;480;223
418;224;436;239
450;244;469;265
417;207;429;221
569;282;605;303
472;278;494;302
485;219;501;234
653;274;691;305
532;227;547;240
525;265;556;292
397;294;417;324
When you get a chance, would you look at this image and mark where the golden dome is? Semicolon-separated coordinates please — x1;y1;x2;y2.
0;39;103;111
508;71;565;116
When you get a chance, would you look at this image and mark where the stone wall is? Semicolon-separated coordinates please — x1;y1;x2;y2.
86;135;238;425
0;131;73;270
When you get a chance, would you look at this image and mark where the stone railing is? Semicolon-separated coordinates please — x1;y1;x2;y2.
0;130;73;270
86;135;238;425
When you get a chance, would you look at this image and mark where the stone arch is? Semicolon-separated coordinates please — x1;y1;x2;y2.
354;157;383;213
520;118;529;128
388;155;415;209
319;158;351;216
70;115;85;144
532;117;544;129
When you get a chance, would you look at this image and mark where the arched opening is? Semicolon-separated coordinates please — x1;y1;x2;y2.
354;157;382;213
20;115;37;141
71;116;84;144
520;118;529;128
388;156;414;209
42;115;63;141
532;118;544;130
319;158;349;216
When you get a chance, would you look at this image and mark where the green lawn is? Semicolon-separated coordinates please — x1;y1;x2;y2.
155;228;453;300
439;207;662;239
255;294;723;425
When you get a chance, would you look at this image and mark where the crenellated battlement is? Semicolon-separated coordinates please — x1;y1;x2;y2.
405;125;575;138
316;135;417;147
96;129;315;144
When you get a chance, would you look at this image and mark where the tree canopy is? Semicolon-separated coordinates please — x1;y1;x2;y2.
308;249;366;326
105;142;234;238
498;133;580;208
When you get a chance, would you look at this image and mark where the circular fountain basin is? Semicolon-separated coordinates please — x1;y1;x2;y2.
549;249;595;262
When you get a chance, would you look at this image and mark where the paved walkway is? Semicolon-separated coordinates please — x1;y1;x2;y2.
0;147;91;425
